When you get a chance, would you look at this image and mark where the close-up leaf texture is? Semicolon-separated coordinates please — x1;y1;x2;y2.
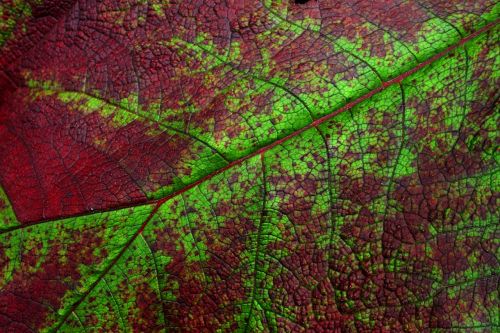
0;0;499;332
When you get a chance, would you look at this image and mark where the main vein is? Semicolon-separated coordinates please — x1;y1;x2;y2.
2;19;497;236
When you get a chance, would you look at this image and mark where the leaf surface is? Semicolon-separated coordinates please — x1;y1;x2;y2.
0;1;499;332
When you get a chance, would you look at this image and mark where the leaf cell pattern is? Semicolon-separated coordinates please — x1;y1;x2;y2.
0;0;499;332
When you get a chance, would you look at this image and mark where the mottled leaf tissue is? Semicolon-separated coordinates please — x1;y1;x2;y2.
0;1;499;332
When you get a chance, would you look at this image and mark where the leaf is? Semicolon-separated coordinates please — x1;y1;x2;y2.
0;1;499;332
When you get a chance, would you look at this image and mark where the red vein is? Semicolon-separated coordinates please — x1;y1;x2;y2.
136;19;500;209
4;19;498;233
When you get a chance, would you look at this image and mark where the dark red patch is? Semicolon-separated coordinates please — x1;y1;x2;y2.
0;226;106;332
